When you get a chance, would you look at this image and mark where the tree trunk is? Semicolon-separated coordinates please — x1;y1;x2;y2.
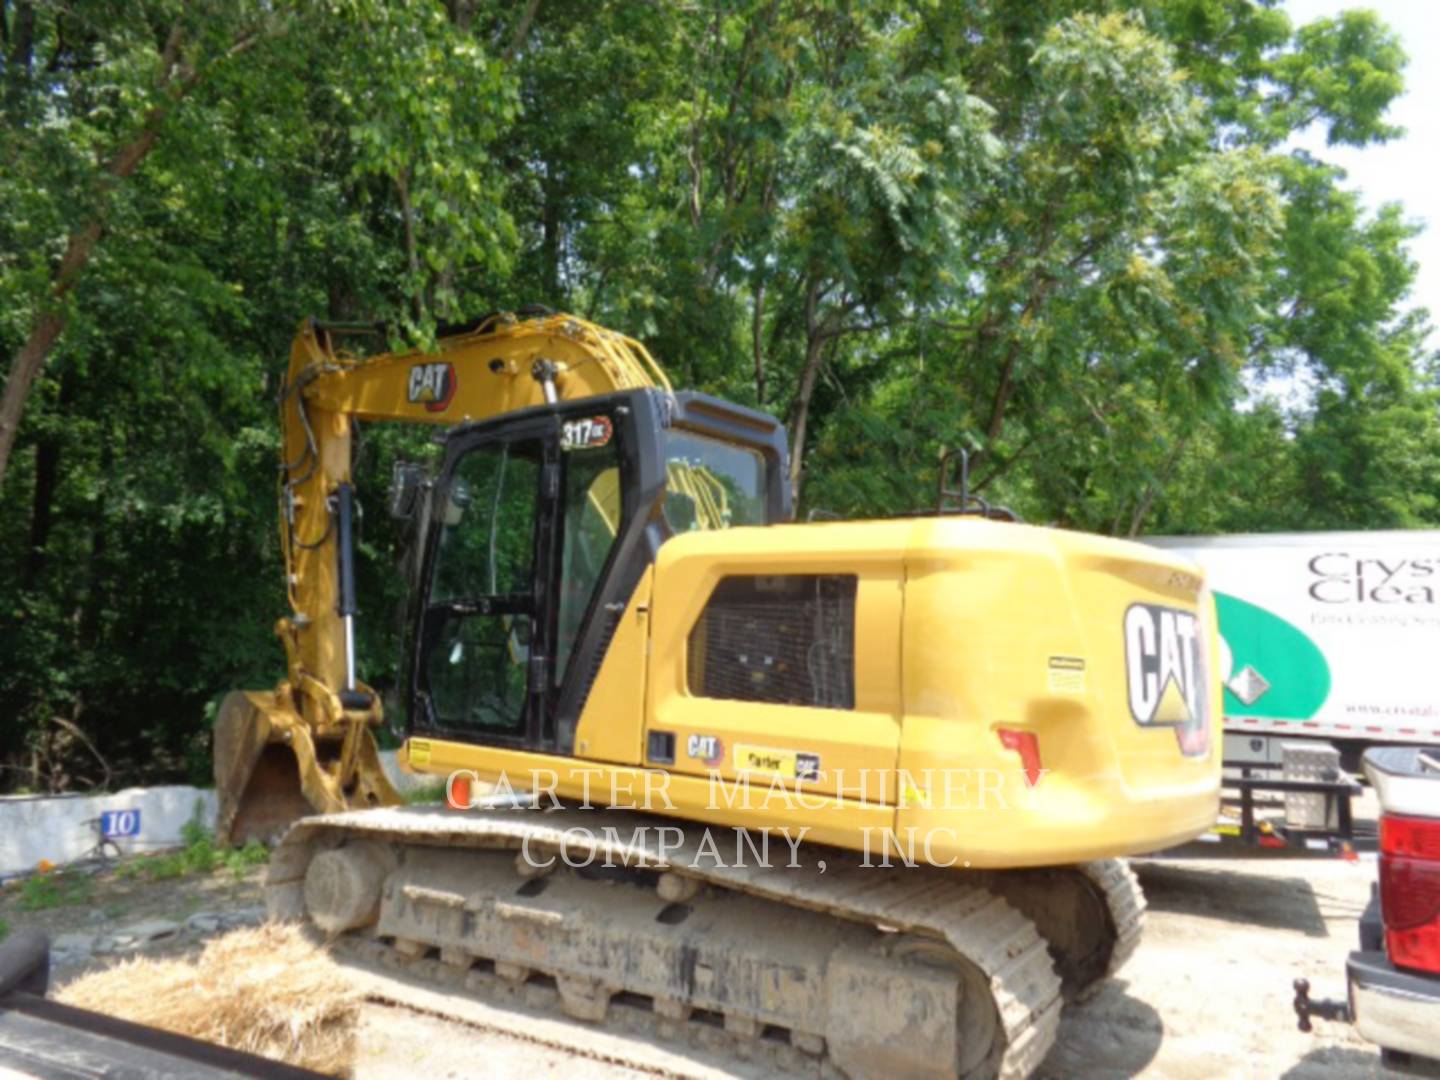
0;18;278;491
394;168;424;323
540;176;561;300
23;371;70;588
751;279;767;406
1126;435;1190;537
0;120;157;490
984;337;1022;445
787;279;839;503
77;441;111;650
788;334;826;502
0;308;76;490
502;0;540;62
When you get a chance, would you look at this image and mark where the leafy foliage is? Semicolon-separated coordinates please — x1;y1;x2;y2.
116;818;269;883
18;867;94;911
0;0;1434;790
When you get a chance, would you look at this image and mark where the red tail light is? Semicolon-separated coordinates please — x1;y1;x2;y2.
1378;813;1440;975
1382;814;1440;861
997;728;1043;788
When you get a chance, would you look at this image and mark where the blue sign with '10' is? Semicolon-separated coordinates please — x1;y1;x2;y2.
100;809;141;839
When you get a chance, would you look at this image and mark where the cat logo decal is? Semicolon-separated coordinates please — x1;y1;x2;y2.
408;362;457;412
1124;603;1210;756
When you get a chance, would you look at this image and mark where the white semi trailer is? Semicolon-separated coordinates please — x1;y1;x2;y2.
1146;531;1440;773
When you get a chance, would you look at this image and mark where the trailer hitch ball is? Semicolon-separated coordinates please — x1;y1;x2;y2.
1292;977;1350;1032
1294;978;1315;1033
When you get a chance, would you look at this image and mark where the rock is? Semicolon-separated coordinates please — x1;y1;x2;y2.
221;905;266;930
186;912;223;934
96;918;181;954
50;932;96;962
87;911;107;925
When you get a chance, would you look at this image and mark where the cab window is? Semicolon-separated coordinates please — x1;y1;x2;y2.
663;430;766;533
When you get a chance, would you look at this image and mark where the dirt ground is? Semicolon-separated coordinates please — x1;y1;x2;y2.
1050;849;1390;1079
3;837;1430;1078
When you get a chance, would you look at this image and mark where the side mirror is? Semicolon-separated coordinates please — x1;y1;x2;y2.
388;461;428;520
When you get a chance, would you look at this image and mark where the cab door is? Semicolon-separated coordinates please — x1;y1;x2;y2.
410;403;644;753
412;421;557;749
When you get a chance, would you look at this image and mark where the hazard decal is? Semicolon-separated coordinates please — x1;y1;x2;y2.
1124;603;1210;756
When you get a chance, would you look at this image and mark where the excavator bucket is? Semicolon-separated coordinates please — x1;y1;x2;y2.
213;690;400;846
214;691;311;846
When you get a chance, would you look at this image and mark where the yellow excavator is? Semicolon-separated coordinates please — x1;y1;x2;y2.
217;310;1221;1079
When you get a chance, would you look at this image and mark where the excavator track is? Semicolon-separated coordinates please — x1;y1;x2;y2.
268;805;1064;1079
1076;858;1146;990
972;858;1146;1001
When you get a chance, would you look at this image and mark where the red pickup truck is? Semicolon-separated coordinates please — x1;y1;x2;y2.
1298;746;1440;1067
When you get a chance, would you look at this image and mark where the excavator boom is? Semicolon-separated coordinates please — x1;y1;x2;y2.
215;312;673;844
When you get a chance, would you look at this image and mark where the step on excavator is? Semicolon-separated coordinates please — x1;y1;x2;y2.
215;310;1222;1079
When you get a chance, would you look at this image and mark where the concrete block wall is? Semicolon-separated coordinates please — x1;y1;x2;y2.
0;751;435;877
0;787;218;878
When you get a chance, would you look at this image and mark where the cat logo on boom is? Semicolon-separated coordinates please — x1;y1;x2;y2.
1124;603;1210;756
407;362;457;412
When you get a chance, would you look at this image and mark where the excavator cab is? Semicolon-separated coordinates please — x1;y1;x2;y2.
404;388;789;757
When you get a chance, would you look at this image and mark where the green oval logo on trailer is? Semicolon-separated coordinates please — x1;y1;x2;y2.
1213;591;1330;720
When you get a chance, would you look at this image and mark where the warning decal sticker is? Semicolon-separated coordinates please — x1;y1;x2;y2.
1047;655;1086;694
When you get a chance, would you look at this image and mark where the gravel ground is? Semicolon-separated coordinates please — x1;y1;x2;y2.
4;833;1433;1078
0;863;267;978
1047;848;1397;1079
350;845;1424;1080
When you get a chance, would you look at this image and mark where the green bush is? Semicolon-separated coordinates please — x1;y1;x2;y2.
403;781;448;806
116;818;270;884
18;869;94;911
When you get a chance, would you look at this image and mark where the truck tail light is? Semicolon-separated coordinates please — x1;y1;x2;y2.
1378;813;1440;975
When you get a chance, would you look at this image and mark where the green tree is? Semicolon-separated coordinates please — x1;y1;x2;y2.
1;0;1434;792
0;0;519;788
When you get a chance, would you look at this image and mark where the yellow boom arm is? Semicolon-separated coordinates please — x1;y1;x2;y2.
214;312;669;843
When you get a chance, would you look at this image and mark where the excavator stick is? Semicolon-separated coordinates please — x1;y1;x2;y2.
213;689;400;846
